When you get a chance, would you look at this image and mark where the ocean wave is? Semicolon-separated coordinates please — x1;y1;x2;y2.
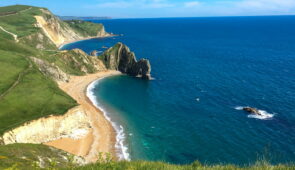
235;106;275;120
234;106;244;110
87;79;130;161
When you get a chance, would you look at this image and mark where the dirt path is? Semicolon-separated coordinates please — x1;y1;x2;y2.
0;26;19;42
0;58;32;100
0;7;32;17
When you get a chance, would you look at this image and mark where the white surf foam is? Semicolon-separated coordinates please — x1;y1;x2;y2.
87;78;130;161
235;106;275;120
234;106;243;110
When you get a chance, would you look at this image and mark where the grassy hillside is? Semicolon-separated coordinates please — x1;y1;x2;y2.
0;5;79;135
0;4;109;136
1;4;295;170
0;5;42;37
0;44;77;135
65;20;104;37
0;144;79;169
1;145;294;170
0;5;31;16
74;161;295;170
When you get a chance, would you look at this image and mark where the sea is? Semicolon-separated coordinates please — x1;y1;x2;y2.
61;16;295;165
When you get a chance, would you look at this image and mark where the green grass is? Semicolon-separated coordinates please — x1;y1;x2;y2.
39;50;98;76
1;4;295;170
0;5;31;15
0;38;77;135
0;6;42;38
99;42;122;69
0;37;38;55
65;20;103;37
0;144;76;169
0;60;77;134
71;161;295;170
1;144;295;170
0;30;15;40
0;50;28;94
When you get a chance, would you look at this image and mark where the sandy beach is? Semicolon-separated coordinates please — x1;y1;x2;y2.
45;70;121;162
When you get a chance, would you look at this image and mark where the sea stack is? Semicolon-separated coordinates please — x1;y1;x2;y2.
100;42;152;80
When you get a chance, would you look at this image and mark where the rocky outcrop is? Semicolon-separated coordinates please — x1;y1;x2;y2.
30;57;70;82
243;107;262;116
97;26;112;37
90;50;98;56
1;107;91;145
100;43;151;79
59;49;107;74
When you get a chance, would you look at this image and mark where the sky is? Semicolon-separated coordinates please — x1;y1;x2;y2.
1;0;295;18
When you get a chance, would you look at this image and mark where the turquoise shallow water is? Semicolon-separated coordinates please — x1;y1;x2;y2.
61;16;295;165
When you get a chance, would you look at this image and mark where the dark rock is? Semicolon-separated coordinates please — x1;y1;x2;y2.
90;50;98;56
100;42;151;79
243;107;262;116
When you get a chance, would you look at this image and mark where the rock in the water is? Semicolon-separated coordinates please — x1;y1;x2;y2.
100;42;152;79
90;50;98;56
243;107;261;115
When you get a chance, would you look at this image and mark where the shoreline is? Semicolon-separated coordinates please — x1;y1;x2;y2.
46;71;122;162
87;77;130;161
58;34;119;49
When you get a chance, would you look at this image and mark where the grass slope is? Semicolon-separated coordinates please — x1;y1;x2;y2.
65;20;103;37
0;5;42;38
0;144;76;169
0;19;76;135
1;5;295;170
73;161;295;170
0;5;31;15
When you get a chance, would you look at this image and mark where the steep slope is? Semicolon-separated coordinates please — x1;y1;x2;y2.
0;4;151;168
100;43;152;79
34;10;83;47
65;20;111;37
0;144;85;169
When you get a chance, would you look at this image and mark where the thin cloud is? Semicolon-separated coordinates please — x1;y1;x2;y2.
85;1;132;8
86;0;174;9
184;1;201;8
83;0;295;17
235;0;295;12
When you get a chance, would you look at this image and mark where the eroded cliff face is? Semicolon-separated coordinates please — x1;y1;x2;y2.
34;9;110;48
59;49;107;74
97;26;111;37
30;57;70;82
100;43;152;79
1;107;92;145
34;9;81;47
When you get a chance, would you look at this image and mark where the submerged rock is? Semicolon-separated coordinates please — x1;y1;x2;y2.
100;42;152;79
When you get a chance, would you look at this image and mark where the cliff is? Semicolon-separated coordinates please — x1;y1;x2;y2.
34;9;111;47
100;43;152;79
65;20;112;38
0;5;151;168
1;107;91;145
55;49;107;75
30;57;70;82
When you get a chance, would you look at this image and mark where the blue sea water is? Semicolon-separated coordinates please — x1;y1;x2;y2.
61;16;295;165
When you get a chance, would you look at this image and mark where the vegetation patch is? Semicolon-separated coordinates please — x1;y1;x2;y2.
0;144;78;169
65;20;103;37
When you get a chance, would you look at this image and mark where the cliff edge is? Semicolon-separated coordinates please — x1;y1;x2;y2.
100;43;152;79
